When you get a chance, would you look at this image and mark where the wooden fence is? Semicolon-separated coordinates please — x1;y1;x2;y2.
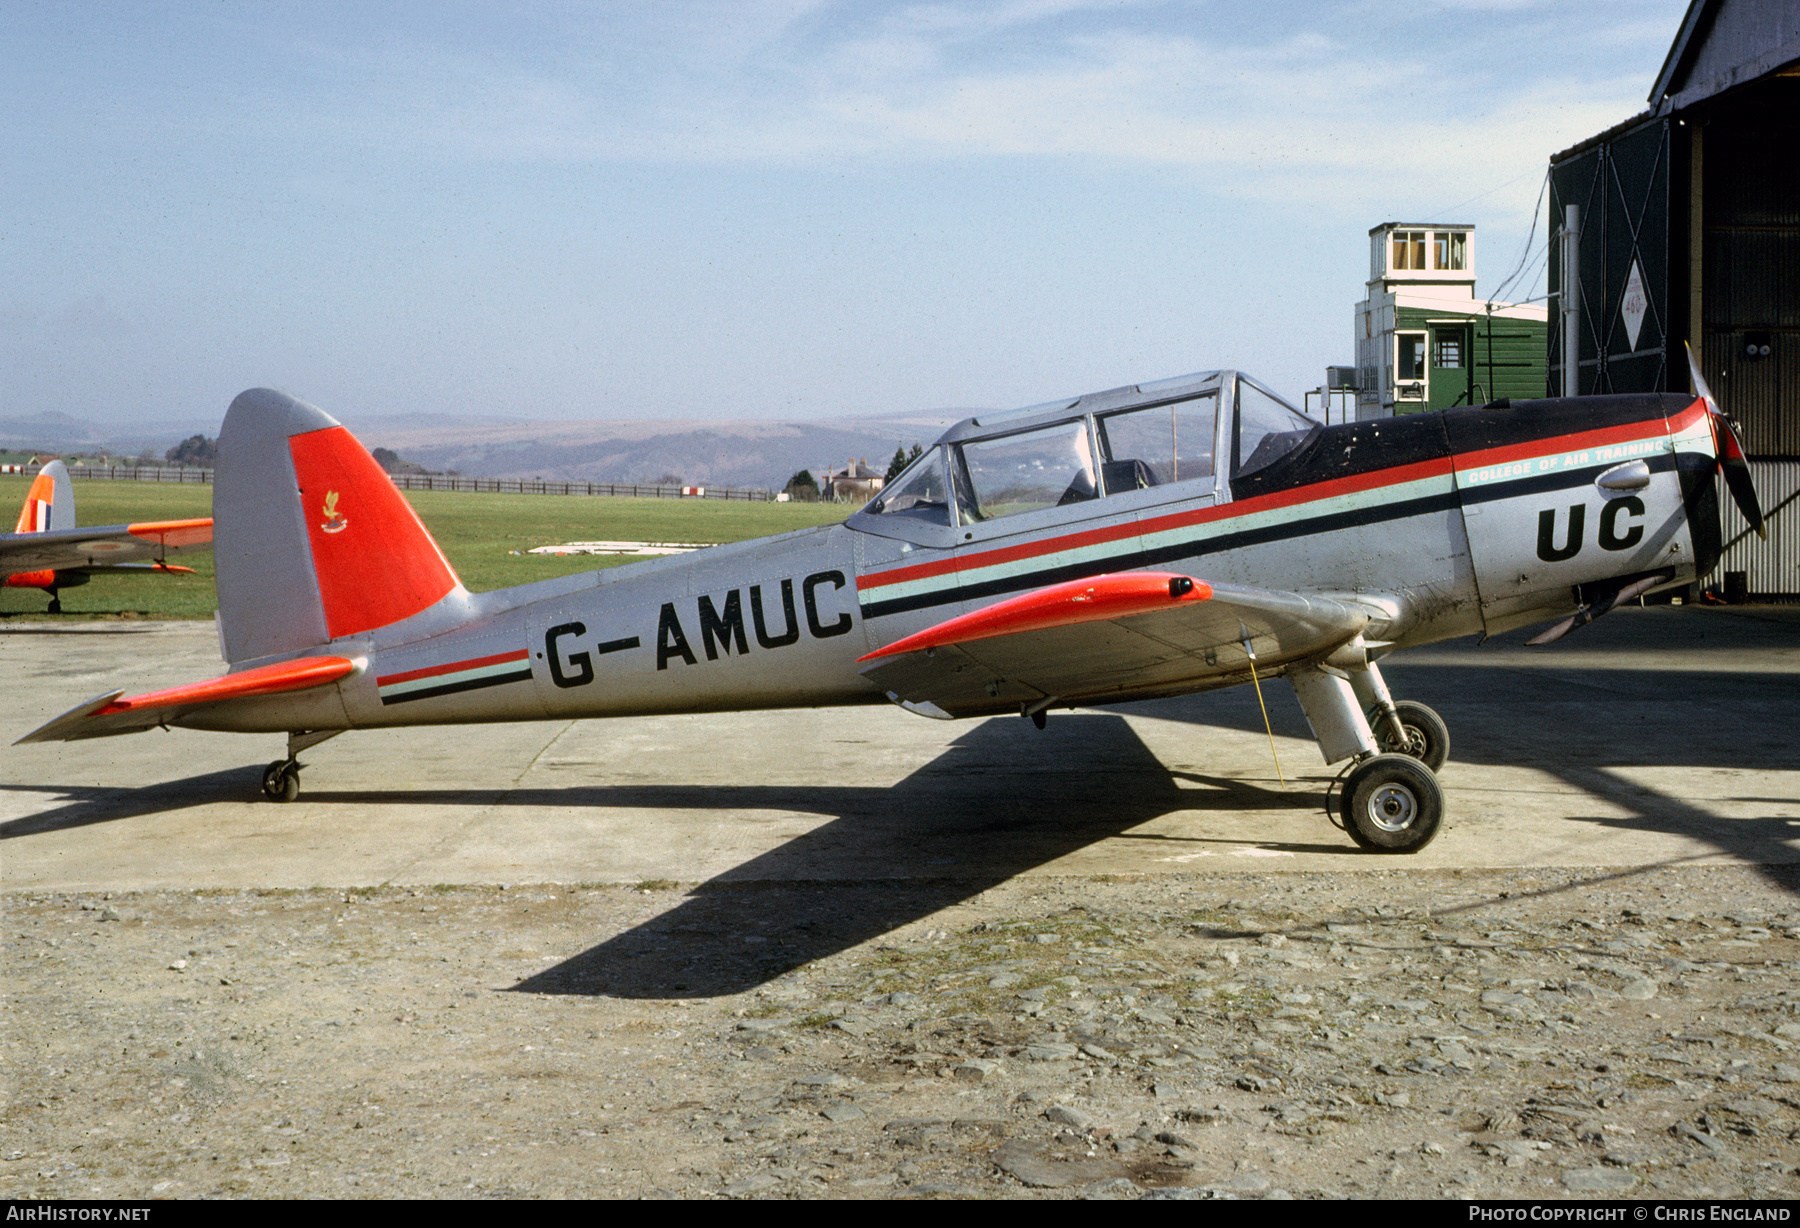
46;465;777;501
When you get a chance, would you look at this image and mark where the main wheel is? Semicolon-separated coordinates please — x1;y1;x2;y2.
1374;700;1450;772
261;761;300;803
1338;753;1442;853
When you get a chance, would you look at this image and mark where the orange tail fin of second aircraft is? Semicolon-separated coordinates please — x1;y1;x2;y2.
14;460;74;534
214;389;465;665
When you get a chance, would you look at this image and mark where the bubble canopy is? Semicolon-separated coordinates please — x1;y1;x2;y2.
850;370;1318;546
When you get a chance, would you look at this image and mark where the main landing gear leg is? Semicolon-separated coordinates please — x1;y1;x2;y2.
1288;663;1444;854
260;730;342;802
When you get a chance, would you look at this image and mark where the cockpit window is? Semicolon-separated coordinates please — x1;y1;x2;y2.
1235;380;1318;478
956;420;1096;522
1096;394;1217;492
863;447;951;525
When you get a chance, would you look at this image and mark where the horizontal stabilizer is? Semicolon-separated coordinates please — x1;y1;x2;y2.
16;655;360;743
858;572;1370;718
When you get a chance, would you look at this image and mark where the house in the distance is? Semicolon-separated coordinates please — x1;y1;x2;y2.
819;459;885;502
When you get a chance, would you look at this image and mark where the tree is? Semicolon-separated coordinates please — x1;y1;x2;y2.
371;447;402;473
784;469;819;502
884;443;924;485
164;435;216;467
884;446;909;485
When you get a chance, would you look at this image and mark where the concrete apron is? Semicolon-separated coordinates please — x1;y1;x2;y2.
3;606;1797;893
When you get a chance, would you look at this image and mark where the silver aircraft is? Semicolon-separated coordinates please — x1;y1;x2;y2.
18;361;1763;853
2;459;212;611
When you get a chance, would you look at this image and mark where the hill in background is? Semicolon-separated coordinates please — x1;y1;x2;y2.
0;410;980;491
355;412;972;489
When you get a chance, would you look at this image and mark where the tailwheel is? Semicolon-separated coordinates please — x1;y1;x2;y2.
1338;753;1442;853
261;760;300;803
1374;700;1450;772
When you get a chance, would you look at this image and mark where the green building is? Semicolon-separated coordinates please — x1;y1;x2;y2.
1354;223;1548;419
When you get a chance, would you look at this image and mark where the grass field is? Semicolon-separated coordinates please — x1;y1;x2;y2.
0;476;850;621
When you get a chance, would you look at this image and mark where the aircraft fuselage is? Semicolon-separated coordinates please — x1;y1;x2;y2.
194;381;1715;737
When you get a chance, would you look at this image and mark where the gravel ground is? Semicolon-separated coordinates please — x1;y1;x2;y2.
5;864;1799;1200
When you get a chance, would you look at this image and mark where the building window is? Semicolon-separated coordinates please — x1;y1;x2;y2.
1397;333;1428;381
1434;334;1463;368
1433;231;1466;271
1392;231;1427;271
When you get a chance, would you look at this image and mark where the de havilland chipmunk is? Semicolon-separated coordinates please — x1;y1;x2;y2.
2;459;213;612
16;353;1765;853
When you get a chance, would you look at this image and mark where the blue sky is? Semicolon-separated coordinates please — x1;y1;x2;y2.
2;1;1690;427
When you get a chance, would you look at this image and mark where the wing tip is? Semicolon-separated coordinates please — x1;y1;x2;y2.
15;690;129;744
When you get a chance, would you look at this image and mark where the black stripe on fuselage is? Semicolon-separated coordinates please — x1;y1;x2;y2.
859;488;1457;621
857;450;1688;623
379;667;535;706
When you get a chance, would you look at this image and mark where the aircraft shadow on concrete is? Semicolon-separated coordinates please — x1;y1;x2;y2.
1133;633;1800;878
512;713;1337;1001
0;769;255;839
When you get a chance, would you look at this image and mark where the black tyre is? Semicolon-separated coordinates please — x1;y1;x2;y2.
1374;700;1450;772
1338;753;1443;853
262;761;299;803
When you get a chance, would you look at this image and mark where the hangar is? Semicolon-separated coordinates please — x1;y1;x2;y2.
1548;0;1799;598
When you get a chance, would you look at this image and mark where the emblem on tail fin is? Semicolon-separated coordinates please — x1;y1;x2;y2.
321;491;348;534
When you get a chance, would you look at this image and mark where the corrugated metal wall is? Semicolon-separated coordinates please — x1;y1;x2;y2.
1700;101;1800;458
1718;461;1800;600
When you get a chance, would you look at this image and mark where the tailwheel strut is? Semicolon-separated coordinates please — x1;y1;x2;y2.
258;730;341;802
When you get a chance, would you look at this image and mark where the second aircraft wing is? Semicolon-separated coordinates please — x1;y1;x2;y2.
0;518;214;576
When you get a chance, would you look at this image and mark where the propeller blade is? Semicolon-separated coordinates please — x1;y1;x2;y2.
1716;414;1767;541
1526;572;1671;647
1686;342;1767;540
1685;341;1720;415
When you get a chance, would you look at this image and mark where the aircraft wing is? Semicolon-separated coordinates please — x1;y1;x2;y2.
0;518;214;576
15;655;360;743
857;572;1371;718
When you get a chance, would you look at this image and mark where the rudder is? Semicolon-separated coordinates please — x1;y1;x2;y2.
14;460;74;534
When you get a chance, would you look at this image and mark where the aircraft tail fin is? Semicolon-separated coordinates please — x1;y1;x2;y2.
14;460;74;534
214;389;465;665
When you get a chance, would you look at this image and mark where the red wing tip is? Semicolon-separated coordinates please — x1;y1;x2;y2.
127;518;215;543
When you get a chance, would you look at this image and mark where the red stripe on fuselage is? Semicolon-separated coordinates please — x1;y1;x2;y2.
1667;396;1708;434
858;407;1687;597
857;455;1454;593
376;648;529;688
1454;405;1694;473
